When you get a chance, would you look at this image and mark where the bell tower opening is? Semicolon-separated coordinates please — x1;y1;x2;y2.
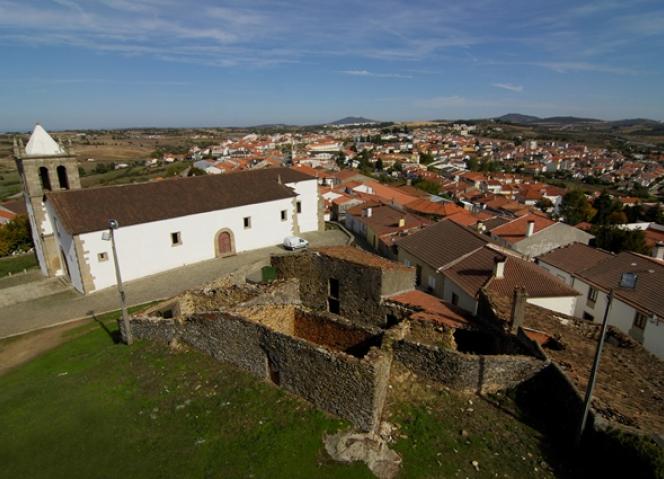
39;166;51;191
57;165;69;190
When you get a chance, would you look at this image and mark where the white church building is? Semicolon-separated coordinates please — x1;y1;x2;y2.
14;125;322;294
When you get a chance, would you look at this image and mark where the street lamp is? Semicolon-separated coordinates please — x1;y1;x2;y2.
103;219;133;345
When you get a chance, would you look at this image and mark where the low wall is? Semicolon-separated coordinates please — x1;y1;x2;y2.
121;310;391;431
393;338;547;394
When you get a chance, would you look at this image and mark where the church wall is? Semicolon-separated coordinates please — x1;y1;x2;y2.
285;179;320;233
77;196;299;292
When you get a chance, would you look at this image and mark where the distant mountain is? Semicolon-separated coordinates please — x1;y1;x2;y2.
328;116;377;126
606;118;662;128
496;113;541;123
538;116;602;124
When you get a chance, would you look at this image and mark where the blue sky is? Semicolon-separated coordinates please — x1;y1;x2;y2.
1;0;663;130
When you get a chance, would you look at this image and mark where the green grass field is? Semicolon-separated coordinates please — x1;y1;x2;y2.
0;252;38;276
0;310;591;478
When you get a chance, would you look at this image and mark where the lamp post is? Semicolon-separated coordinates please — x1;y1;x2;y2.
575;288;614;448
104;219;132;345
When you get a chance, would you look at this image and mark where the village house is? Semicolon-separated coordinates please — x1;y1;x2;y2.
396;219;579;316
486;212;593;258
536;242;664;358
14;125;322;294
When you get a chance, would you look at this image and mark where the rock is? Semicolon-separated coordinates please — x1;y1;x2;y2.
461;429;470;438
471;460;480;471
324;430;402;479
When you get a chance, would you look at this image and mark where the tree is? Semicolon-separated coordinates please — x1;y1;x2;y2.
419;152;434;165
591;225;648;254
0;215;33;257
375;158;384;171
560;190;595;225
535;197;553;211
412;178;440;195
592;192;623;225
466;157;480;171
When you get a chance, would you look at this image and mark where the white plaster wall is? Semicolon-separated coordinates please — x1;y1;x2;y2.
286;178;319;232
527;296;577;316
607;298;639;334
78;196;297;292
442;278;478;315
643;320;664;359
25;197;48;276
536;261;574;286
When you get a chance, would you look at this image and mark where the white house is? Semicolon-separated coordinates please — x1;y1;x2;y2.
45;167;321;294
537;243;664;359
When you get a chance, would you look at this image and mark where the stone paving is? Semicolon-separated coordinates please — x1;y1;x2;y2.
0;229;349;338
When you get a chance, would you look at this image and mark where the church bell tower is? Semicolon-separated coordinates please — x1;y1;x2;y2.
13;124;81;276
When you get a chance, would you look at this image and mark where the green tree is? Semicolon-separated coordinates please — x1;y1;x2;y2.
0;215;33;257
419;152;434;165
592;192;623;225
375;158;384;171
560;190;595;225
466;157;480;171
591;225;648;254
535;197;553;211
412;178;440;195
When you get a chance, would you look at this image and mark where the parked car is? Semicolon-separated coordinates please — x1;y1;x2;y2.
283;236;309;250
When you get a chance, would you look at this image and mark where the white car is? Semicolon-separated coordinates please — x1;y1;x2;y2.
283;236;309;250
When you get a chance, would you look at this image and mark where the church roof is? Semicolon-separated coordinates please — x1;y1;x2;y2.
47;167;314;235
24;124;66;157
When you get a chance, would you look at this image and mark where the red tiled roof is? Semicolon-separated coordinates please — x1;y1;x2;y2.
489;213;555;243
405;198;464;217
537;243;613;275
442;246;580;299
390;290;471;329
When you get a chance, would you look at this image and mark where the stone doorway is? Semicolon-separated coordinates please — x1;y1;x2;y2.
214;229;235;257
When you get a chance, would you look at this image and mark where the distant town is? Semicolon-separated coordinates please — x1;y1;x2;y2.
1;115;663;478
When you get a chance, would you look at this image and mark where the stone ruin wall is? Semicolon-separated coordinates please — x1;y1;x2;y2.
122;307;391;432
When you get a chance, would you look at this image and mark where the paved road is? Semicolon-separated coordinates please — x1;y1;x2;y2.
0;229;349;338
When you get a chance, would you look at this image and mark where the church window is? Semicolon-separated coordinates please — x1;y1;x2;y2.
39;166;51;191
296;201;302;214
171;232;182;246
243;216;251;229
281;210;287;221
98;252;108;262
57;165;69;190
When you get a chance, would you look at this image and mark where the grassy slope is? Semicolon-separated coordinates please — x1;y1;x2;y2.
0;252;38;276
0;313;370;479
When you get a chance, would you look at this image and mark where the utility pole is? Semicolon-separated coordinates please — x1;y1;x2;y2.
107;219;133;345
575;288;613;448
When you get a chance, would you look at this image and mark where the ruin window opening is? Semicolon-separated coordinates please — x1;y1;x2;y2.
57;165;69;189
454;329;497;355
39;166;51;191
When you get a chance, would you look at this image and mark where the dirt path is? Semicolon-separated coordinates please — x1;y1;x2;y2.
0;318;93;376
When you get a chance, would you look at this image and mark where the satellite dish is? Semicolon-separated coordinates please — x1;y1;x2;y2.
619;272;638;289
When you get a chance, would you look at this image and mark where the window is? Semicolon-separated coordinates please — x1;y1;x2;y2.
57;165;69;189
328;278;340;314
280;210;287;221
634;312;648;330
451;292;459;306
243;216;251;229
296;201;302;214
39;166;51;191
97;252;108;262
404;259;411;267
415;264;422;286
587;287;598;304
582;312;594;321
171;232;182;246
427;275;436;290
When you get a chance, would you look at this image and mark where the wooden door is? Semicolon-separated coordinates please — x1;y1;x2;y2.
217;231;232;255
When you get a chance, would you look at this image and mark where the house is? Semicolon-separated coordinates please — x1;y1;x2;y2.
396;220;580;316
345;203;430;258
13;125;323;295
487;212;593;258
537;243;664;358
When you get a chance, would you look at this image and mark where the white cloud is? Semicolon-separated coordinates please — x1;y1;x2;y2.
340;70;412;79
492;82;523;92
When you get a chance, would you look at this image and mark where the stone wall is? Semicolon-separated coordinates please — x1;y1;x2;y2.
271;251;414;327
121;308;391;431
392;337;547;394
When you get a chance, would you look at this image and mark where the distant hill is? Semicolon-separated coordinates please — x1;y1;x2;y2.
328;116;377;126
496;113;541;124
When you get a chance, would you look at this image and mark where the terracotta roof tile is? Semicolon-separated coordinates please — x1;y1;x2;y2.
537;243;613;275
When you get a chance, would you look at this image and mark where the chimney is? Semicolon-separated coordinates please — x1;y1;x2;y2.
366;207;372;218
476;221;486;233
398;217;405;228
526;220;535;237
493;254;506;279
510;287;528;334
653;241;664;260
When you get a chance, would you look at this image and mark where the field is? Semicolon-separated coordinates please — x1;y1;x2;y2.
0;310;578;479
0;252;38;277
